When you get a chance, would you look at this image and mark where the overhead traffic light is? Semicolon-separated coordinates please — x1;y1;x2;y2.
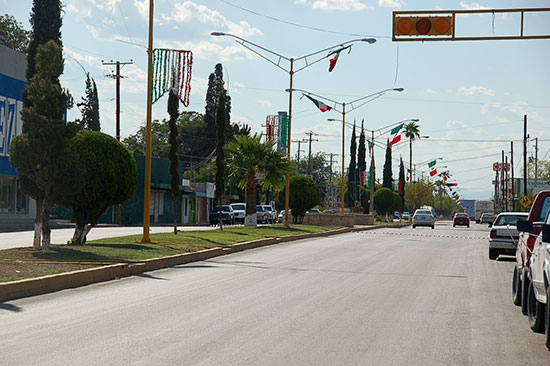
394;16;453;37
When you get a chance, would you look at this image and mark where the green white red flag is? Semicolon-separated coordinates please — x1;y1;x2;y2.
327;45;352;72
389;123;403;147
302;94;332;112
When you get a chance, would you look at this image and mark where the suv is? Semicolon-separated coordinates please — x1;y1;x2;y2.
517;216;550;349
230;203;246;224
261;205;277;224
488;212;528;260
412;209;435;229
480;213;494;224
256;205;270;224
513;190;550;315
209;205;235;225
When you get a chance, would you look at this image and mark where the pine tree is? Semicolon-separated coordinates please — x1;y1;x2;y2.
383;139;393;190
347;122;357;208
168;88;179;235
215;89;226;230
77;73;100;131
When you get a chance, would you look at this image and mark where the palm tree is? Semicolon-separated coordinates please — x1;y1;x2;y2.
226;134;292;226
403;121;420;182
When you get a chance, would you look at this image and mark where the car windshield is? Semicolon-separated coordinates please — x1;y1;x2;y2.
456;213;468;217
213;206;230;212
263;206;273;211
494;214;527;226
538;196;550;222
231;204;245;210
256;206;263;212
415;210;432;215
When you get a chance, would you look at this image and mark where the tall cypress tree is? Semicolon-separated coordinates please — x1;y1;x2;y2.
346;122;357;208
78;73;100;131
383;139;393;189
398;156;406;208
357;120;366;189
24;0;63;112
215;89;226;230
168;88;179;235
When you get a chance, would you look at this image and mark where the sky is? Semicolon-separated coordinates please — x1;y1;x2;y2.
3;0;549;200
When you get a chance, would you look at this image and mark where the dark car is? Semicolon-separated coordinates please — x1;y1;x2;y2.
210;205;235;225
453;212;470;228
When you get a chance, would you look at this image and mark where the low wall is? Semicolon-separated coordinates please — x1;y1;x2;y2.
303;213;355;227
353;214;374;225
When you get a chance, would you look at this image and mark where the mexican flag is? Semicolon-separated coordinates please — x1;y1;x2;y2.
389;123;404;147
430;168;438;177
428;160;437;168
302;94;332;112
327;45;352;72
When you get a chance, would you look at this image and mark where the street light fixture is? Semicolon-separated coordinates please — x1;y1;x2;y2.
290;87;404;215
211;32;376;226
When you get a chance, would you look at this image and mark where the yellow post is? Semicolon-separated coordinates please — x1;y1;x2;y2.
140;0;154;243
369;129;375;215
341;103;346;215
284;59;294;227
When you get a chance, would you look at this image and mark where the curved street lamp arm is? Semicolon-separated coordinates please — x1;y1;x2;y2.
345;88;403;112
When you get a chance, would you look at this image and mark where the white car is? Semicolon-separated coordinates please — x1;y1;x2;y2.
261;205;277;224
401;211;410;221
230;203;246;224
518;216;550;349
488;212;528;260
412;209;435;229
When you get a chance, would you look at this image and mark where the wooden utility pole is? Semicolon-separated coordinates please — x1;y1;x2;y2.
523;115;528;196
102;60;133;141
511;141;515;211
305;131;318;176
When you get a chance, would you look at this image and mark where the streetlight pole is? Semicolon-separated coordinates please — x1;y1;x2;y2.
341;103;346;215
211;32;376;226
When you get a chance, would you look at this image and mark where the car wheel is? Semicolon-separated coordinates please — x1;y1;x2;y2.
467;225;470;228
453;224;455;227
412;225;416;228
545;285;550;350
521;268;530;316
527;280;545;333
512;266;522;306
431;225;435;229
489;248;498;260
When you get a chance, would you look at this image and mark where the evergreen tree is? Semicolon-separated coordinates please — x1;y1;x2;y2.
357;120;366;172
398;157;406;208
215;89;226;230
168;88;180;235
10;41;76;250
24;0;63;111
383;139;393;190
0;14;32;54
346;122;357;208
77;73;100;131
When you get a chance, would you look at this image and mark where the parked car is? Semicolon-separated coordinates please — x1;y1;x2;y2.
278;210;286;223
480;213;495;224
401;211;410;221
230;203;246;224
307;208;322;214
517;217;550;349
393;211;401;220
453;212;470;227
513;190;550;314
209;205;235;225
412;209;435;229
261;205;277;224
256;205;270;224
488;212;528;260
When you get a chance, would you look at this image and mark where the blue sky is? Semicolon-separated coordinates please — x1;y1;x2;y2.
3;0;549;200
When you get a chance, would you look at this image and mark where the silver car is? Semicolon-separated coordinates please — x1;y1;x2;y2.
412;209;435;229
488;212;528;260
230;203;246;224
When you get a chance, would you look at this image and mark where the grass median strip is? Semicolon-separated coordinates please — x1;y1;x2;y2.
0;224;342;282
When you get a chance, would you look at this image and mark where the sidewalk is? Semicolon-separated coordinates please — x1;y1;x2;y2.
0;225;215;250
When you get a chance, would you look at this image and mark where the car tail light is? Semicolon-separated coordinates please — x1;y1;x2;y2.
490;229;497;238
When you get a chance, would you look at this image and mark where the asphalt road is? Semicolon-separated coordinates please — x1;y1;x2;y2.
1;221;548;365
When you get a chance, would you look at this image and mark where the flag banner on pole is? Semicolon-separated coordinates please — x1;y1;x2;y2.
302;94;332;112
391;123;404;135
430;168;438;177
389;134;401;147
152;48;193;106
428;160;437;168
327;45;352;72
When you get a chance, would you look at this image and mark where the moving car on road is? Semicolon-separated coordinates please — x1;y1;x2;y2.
480;213;495;225
453;212;470;227
488;212;528;260
412;209;435;229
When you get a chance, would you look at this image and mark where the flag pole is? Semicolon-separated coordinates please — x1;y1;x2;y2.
140;0;154;243
341;103;346;215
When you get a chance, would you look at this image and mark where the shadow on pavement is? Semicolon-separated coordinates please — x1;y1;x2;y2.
0;302;24;312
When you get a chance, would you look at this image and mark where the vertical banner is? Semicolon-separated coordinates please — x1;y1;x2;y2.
277;111;288;152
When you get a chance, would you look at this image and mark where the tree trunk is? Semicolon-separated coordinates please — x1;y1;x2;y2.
245;172;257;227
41;196;51;251
173;198;178;235
33;198;43;250
71;225;86;244
409;139;413;183
218;197;223;231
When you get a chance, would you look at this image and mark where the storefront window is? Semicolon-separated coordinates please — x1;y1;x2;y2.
0;175;16;214
16;178;28;214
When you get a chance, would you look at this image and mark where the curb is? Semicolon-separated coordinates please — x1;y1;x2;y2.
0;224;407;302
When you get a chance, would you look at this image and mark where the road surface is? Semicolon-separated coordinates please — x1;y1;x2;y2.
1;221;548;365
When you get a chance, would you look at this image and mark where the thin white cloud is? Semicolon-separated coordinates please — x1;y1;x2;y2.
161;1;262;37
460;1;489;10
457;86;495;97
424;88;437;94
297;0;369;11
157;39;256;62
378;0;404;8
481;101;541;121
258;99;273;108
446;119;486;136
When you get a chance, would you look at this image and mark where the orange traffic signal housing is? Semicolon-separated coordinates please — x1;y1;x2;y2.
394;16;453;37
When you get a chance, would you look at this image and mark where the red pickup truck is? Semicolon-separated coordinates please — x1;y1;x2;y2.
512;190;550;315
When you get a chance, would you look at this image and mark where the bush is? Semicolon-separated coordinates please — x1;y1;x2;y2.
374;187;394;218
278;175;320;223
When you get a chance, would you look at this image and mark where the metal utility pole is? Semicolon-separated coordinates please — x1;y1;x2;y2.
505;155;509;211
511;141;515;210
535;137;539;187
291;139;307;169
324;153;338;206
305;131;318;176
369;130;375;216
102;60;133;141
501;150;505;211
523;114;529;196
